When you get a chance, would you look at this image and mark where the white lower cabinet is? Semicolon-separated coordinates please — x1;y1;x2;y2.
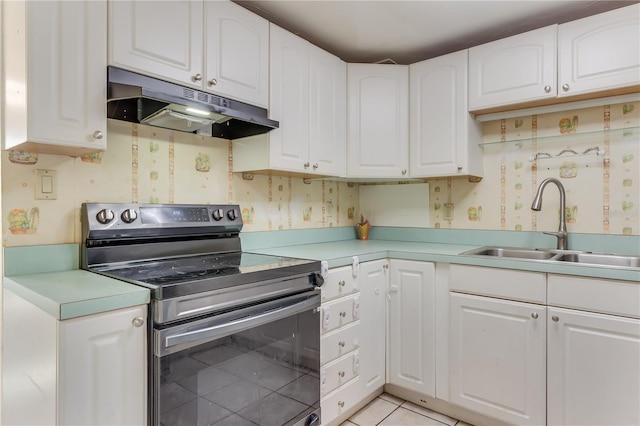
449;293;546;425
547;307;640;426
320;259;387;425
547;274;640;426
449;266;640;426
2;288;147;425
387;260;436;396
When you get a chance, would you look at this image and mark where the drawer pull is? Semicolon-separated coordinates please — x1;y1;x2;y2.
338;401;345;408
338;280;346;287
531;312;538;319
340;311;347;318
338;371;345;377
338;341;345;347
552;316;559;322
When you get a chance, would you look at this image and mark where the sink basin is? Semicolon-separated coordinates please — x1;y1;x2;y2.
462;247;557;260
555;253;640;268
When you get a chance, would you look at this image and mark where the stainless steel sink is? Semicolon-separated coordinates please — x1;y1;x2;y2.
462;247;557;260
555;252;640;268
462;246;640;269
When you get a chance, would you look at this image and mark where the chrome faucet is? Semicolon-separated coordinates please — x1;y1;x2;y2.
531;177;568;250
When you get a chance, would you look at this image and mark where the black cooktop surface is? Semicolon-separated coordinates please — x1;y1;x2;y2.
92;252;319;299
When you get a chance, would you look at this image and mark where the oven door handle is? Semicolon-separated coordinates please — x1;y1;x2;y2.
159;292;319;355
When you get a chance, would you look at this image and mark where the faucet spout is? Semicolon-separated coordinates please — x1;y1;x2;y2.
531;177;568;250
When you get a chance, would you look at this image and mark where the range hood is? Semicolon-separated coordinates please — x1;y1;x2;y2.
107;67;278;139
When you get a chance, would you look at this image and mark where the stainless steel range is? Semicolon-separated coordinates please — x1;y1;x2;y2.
82;203;323;426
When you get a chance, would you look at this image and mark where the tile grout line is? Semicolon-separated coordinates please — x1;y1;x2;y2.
375;405;400;425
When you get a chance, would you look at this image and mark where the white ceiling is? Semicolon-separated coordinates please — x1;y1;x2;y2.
233;0;639;64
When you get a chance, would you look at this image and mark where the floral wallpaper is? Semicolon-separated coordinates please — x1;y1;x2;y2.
1;120;359;247
1;101;639;247
430;101;640;235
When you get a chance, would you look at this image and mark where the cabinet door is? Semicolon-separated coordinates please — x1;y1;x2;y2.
268;24;310;173
205;0;269;107
468;25;557;111
347;64;409;178
308;45;347;177
58;305;147;425
547;307;640;426
358;260;387;398
558;4;640;97
409;50;482;178
449;293;546;425
387;260;435;396
109;0;203;87
4;0;107;153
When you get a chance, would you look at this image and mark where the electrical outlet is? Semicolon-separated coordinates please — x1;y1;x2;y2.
36;169;57;200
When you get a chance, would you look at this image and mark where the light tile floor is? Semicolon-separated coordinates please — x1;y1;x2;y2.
340;393;473;426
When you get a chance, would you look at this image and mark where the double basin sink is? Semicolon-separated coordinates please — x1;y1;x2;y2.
462;246;640;269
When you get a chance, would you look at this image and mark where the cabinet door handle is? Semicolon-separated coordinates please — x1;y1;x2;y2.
208;78;218;86
92;130;103;140
338;341;345;347
338;371;345;377
552;315;559;322
339;311;347;318
338;401;345;408
192;73;203;82
457;165;463;171
401;169;407;175
304;162;310;168
562;83;570;92
531;312;538;319
544;85;552;93
132;317;145;328
313;163;319;169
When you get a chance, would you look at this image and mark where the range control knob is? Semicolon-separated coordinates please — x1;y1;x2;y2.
121;209;138;224
227;209;238;220
96;209;115;224
212;209;224;221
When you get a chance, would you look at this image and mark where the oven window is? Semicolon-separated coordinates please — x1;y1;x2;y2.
154;309;320;426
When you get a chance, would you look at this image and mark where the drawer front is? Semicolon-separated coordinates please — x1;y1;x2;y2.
321;321;360;365
323;267;358;302
321;376;360;425
450;264;546;303
321;350;360;396
321;295;360;334
548;274;640;318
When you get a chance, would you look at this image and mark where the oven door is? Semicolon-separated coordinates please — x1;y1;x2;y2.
152;291;321;426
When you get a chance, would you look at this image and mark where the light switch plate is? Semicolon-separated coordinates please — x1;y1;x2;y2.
36;169;57;200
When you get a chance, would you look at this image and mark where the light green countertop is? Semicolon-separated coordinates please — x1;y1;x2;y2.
3;269;150;320
248;239;640;282
3;244;150;320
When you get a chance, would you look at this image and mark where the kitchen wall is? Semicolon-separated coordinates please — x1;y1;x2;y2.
429;101;639;236
1;120;359;247
1;101;639;247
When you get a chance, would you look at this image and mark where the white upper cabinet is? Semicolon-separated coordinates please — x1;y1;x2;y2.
109;0;269;107
347;64;409;178
410;50;482;178
308;46;347;177
557;4;640;98
468;25;557;111
2;0;107;155
109;0;204;87
469;4;640;112
204;1;269;106
233;24;346;177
